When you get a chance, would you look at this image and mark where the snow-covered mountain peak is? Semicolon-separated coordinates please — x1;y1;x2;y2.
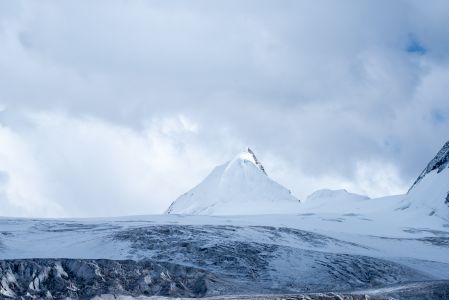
226;147;267;175
165;148;300;215
409;140;449;192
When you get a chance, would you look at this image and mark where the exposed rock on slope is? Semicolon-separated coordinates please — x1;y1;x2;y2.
409;141;449;191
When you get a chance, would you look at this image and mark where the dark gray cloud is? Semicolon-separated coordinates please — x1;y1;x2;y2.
0;1;448;217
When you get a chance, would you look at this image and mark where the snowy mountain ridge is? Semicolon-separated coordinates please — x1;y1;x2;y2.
409;140;449;192
246;147;267;174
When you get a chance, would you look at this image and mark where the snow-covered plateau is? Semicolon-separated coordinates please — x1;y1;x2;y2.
1;145;449;299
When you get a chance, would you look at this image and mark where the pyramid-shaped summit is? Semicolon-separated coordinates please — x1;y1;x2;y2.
166;148;300;215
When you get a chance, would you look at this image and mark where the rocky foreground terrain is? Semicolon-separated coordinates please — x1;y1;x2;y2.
1;258;449;299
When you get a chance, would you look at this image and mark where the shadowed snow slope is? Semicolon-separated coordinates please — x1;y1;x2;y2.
166;148;300;215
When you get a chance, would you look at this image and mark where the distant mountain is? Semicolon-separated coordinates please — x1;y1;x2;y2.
306;189;370;203
400;141;449;220
302;189;371;214
165;148;300;215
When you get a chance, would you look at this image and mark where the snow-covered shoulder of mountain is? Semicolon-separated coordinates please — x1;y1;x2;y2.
306;189;370;202
300;189;374;214
165;148;300;215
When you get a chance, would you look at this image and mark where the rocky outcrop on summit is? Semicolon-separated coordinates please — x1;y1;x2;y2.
247;147;267;175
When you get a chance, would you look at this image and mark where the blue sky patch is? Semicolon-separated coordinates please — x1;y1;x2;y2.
406;36;427;55
431;110;447;124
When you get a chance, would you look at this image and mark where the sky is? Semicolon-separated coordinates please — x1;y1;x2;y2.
0;0;449;217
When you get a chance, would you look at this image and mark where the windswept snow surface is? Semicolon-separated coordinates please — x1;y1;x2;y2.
166;149;300;215
94;280;449;299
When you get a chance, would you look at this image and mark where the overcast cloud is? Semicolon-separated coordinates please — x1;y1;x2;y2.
0;0;448;217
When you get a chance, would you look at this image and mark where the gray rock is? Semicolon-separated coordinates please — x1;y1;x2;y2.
0;259;214;299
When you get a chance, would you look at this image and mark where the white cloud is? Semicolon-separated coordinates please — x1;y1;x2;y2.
0;111;236;217
0;1;448;216
0;123;65;216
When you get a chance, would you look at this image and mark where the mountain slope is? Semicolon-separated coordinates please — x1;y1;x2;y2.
400;141;449;220
166;148;300;215
409;141;449;191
